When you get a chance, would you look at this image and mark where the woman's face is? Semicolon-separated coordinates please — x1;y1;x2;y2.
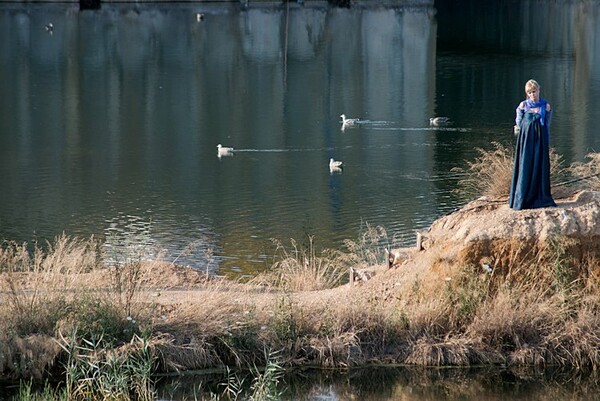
526;87;540;102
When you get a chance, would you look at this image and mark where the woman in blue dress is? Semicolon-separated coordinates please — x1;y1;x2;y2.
509;79;557;210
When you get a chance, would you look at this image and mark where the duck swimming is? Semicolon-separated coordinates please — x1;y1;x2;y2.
329;158;343;169
217;144;234;158
429;117;450;126
340;114;359;128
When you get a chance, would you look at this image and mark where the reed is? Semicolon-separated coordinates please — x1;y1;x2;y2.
0;235;102;336
569;152;600;190
12;380;68;401
342;222;396;267
253;237;347;291
58;331;156;401
247;350;285;401
452;142;569;198
254;224;399;293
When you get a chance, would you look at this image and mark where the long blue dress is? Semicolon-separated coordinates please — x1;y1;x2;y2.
508;100;556;210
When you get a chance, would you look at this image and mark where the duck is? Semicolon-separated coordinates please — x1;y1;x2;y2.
429;117;450;126
217;144;234;158
196;13;204;22
45;22;54;34
340;114;359;128
329;158;343;171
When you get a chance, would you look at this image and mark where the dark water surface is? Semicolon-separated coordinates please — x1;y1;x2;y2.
155;365;600;401
1;0;599;277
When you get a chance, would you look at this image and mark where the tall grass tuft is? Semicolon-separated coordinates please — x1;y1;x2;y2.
0;234;156;381
103;243;162;319
342;222;396;267
256;224;398;292
569;152;600;190
58;330;156;401
248;350;285;401
255;237;347;291
214;350;285;401
452;142;514;198
452;142;569;198
0;235;103;336
13;380;68;401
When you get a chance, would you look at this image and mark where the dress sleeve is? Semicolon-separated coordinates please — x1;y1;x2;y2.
546;107;552;126
515;103;525;126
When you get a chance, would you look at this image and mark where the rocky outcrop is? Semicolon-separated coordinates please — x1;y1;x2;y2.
421;190;600;271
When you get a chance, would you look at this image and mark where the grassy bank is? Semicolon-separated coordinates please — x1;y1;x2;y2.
1;147;600;399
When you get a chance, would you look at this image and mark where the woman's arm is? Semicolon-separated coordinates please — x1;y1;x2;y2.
515;101;525;126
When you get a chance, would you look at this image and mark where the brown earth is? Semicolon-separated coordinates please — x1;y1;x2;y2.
9;190;597;311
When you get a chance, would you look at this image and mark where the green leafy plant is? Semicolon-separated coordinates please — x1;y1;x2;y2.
13;380;68;401
58;330;156;401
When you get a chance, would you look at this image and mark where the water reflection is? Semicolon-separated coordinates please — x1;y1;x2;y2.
1;1;599;276
156;366;600;401
436;0;600;160
287;7;326;61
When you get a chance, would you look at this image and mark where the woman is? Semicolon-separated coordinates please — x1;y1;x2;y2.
508;79;557;210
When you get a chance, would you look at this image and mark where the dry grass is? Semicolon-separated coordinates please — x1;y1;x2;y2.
0;234;161;381
252;237;348;291
452;142;515;198
342;223;396;267
452;142;571;199
152;285;267;370
0;333;62;380
467;286;563;350
545;308;600;369
404;337;500;366
3;216;600;387
569;152;600;190
0;235;103;338
253;225;398;292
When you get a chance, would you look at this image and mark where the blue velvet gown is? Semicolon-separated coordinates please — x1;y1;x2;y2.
508;106;556;210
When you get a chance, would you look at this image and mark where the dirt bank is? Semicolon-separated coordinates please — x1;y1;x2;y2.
2;190;600;380
147;190;600;307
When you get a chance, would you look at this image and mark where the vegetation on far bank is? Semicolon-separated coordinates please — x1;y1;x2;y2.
1;146;600;400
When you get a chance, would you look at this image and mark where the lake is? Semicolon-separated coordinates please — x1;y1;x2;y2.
1;0;599;279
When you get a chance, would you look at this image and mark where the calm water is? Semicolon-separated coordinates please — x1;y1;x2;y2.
1;0;599;278
156;366;600;401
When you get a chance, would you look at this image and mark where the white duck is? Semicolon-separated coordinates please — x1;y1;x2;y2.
429;117;450;126
217;144;234;158
340;114;359;129
329;158;343;172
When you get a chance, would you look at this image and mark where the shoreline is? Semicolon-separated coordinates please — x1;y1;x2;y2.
1;190;600;386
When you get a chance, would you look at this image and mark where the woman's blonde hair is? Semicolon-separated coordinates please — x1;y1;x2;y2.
525;79;540;93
